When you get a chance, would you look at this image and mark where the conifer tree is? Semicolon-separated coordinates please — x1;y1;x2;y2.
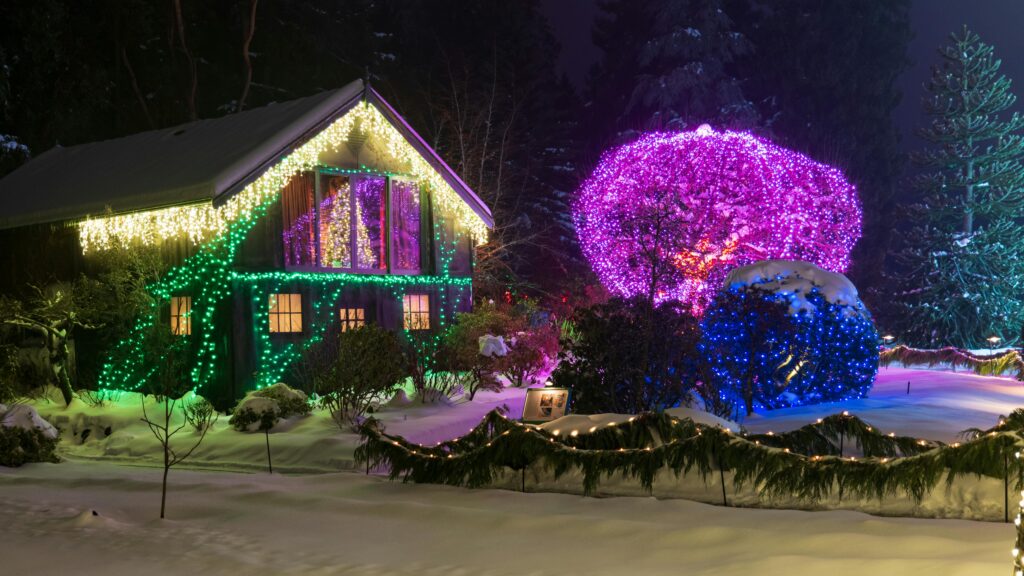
893;27;1024;347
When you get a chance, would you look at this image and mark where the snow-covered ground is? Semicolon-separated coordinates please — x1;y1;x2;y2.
26;384;531;474
3;366;1023;573
744;366;1024;442
0;460;1010;576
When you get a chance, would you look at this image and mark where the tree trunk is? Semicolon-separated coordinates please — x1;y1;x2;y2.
964;158;974;235
160;461;169;519
55;363;74;406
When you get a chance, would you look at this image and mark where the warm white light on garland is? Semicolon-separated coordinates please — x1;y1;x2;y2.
78;101;489;252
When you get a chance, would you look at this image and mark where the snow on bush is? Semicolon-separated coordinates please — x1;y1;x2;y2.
478;334;509;358
0;404;60;466
723;259;869;318
229;383;309;432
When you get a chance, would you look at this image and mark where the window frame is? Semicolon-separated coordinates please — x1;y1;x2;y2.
268;292;305;334
402;293;432;331
282;168;425;276
338;307;366;332
170;295;192;336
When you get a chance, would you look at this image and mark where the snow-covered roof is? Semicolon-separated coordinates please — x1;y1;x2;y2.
0;80;492;229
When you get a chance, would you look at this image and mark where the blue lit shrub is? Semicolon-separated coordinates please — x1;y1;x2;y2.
699;286;879;418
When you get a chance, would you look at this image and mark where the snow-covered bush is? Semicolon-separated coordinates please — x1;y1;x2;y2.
229;395;281;432
229;383;308;432
699;260;879;417
252;383;309;419
0;404;60;466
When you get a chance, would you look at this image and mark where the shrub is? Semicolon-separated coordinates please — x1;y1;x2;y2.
551;297;701;414
494;325;559;387
228;383;307;432
442;304;515;400
251;382;309;419
183;396;218;432
0;344;19;404
229;396;281;432
699;280;879;418
318;325;408;431
0;426;60;467
0;404;60;467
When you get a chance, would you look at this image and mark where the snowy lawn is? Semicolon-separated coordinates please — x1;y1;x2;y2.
0;460;1010;576
743;366;1024;442
29;385;532;474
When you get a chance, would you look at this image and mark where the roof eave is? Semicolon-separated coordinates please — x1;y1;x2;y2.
366;86;494;228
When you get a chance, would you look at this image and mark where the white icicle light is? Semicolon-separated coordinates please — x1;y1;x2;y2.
78;102;488;252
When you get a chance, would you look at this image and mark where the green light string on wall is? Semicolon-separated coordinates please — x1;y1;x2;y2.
97;181;472;396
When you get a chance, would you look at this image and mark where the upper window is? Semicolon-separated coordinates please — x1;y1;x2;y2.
339;307;366;332
170;296;192;335
391;179;421;272
269;293;303;333
281;172;421;273
402;294;431;331
320;175;387;271
282;173;317;267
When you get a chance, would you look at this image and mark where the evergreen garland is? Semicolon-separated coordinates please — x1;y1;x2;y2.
356;409;1024;506
880;344;1024;379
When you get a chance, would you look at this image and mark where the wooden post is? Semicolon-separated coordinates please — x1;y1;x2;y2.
1006;450;1010;523
714;440;728;506
265;428;273;474
906;381;910;395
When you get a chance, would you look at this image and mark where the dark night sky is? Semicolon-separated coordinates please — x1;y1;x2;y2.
539;0;1024;152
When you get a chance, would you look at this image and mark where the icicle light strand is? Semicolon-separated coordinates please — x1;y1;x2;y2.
78;102;488;252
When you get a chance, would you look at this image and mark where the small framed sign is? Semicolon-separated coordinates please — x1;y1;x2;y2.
522;387;570;423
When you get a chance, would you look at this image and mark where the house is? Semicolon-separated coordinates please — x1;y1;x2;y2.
0;79;492;406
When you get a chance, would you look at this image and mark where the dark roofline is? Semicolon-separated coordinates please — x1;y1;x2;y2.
210;88;364;208
0;80;492;230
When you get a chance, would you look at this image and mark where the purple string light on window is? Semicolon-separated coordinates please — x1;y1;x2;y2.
573;125;861;313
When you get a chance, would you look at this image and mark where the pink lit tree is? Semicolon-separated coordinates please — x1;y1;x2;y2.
573;126;861;312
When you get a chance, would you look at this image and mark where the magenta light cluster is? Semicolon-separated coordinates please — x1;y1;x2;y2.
573;125;862;312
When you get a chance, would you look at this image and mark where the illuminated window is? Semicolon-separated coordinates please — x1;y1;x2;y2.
339;307;366;332
318;175;386;271
269;293;303;333
402;294;431;331
391;179;421;272
170;296;192;335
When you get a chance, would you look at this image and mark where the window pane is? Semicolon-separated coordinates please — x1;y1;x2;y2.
354;176;386;270
391;180;421;271
281;173;316;266
269;293;302;333
170;296;192;336
320;176;353;269
403;294;430;330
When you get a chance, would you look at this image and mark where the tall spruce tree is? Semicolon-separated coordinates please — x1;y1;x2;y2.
893;27;1024;347
586;0;756;153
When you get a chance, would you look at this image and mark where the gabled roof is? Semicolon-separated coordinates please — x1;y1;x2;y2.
0;79;492;229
